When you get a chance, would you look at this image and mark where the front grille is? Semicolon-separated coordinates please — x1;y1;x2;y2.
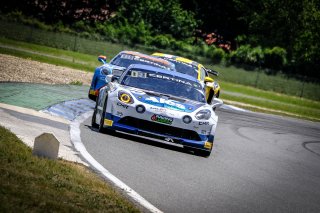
118;116;201;141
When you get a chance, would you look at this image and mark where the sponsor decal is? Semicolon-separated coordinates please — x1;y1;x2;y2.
204;141;213;149
104;119;113;126
150;107;167;113
117;102;128;109
131;71;147;78
164;137;175;143
129;88;145;95
145;97;186;111
151;114;173;125
148;73;193;86
121;54;169;69
199;121;209;125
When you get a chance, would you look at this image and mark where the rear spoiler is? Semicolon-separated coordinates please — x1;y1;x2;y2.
206;69;219;76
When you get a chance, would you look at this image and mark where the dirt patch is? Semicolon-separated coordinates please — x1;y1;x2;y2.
0;54;93;85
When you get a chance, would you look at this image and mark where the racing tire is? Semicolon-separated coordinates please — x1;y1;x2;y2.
88;92;97;102
215;91;220;98
207;90;214;105
98;97;108;133
91;98;99;129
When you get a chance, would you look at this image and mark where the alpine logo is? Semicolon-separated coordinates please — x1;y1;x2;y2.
164;137;175;143
151;114;173;125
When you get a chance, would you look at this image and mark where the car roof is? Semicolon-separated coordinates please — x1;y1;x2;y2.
119;51;173;67
152;52;201;68
127;64;201;84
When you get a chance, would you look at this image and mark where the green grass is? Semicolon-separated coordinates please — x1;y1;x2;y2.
220;81;320;121
0;37;97;71
208;64;320;101
0;126;140;212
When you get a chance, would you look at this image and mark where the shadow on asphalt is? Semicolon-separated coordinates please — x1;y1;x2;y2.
84;124;206;157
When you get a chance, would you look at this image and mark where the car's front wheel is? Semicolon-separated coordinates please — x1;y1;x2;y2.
91;98;99;129
215;91;220;98
98;97;107;133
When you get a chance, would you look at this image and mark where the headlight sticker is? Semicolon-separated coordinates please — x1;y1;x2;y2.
151;114;173;125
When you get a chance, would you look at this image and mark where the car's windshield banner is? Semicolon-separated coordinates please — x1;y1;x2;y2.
130;70;201;89
120;54;169;70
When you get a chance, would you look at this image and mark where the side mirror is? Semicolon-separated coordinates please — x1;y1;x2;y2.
204;76;214;83
212;98;223;111
207;69;219;76
106;74;117;83
98;55;107;64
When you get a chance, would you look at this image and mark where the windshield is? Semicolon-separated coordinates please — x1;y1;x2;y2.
162;58;198;79
110;53;174;71
121;69;205;103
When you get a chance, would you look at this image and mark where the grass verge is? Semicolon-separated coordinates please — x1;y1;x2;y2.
0;37;97;71
220;81;320;121
0;126;140;212
0;37;319;121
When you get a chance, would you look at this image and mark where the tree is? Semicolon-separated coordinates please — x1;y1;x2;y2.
113;0;198;39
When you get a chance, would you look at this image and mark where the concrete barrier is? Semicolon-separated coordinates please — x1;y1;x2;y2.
33;133;60;159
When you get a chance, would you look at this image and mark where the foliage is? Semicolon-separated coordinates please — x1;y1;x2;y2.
114;0;198;39
230;45;287;72
207;46;225;63
264;47;287;71
233;0;320;77
1;0;320;78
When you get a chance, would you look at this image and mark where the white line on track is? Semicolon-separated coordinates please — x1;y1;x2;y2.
221;104;247;112
70;111;163;213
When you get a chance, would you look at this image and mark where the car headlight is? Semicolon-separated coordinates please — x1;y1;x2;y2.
118;91;134;104
195;109;211;120
101;68;110;75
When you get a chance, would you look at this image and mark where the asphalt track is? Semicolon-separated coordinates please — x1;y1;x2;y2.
80;108;320;213
1;82;319;212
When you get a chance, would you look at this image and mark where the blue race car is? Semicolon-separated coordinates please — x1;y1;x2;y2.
88;51;175;101
92;64;222;157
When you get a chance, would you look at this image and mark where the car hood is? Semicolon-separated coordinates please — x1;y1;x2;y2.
125;87;205;113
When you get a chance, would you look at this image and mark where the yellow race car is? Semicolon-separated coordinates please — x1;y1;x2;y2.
152;53;221;104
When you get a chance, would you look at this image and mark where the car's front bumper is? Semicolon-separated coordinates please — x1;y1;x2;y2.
102;113;214;151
